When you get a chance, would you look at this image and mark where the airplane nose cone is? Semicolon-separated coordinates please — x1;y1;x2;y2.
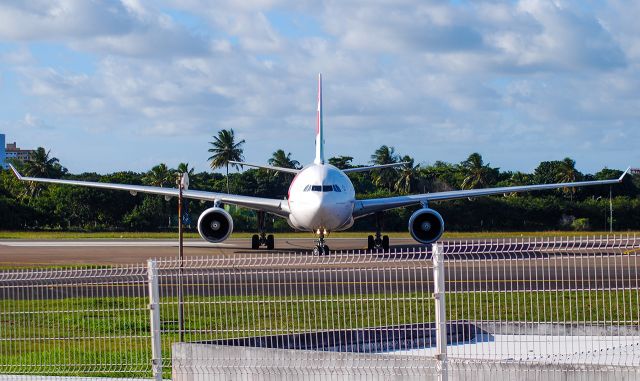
307;194;324;216
290;189;350;232
298;194;330;229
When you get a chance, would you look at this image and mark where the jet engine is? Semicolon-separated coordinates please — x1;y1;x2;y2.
408;208;445;244
197;207;233;243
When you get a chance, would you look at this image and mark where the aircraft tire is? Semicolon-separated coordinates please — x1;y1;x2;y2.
251;234;259;250
382;235;390;250
367;235;374;250
266;234;275;250
323;245;330;256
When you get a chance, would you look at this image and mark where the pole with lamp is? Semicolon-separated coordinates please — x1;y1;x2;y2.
177;172;189;342
609;186;613;233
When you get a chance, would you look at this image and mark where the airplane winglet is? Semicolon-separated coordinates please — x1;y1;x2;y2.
619;167;632;182
8;164;23;180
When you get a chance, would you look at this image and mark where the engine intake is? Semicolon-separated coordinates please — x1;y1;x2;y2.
197;207;233;243
408;208;445;244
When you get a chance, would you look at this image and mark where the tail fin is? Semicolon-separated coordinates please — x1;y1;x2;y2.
314;73;325;165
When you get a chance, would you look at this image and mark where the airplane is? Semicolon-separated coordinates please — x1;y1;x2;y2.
9;74;632;255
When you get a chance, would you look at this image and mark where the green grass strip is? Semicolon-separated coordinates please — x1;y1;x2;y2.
1;290;638;377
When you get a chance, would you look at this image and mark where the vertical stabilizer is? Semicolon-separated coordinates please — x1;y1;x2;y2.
314;73;325;164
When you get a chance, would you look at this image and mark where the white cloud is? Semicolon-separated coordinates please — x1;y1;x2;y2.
23;113;44;128
0;0;208;58
0;0;637;173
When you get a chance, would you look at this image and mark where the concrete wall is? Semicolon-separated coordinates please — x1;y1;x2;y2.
172;343;633;381
172;343;438;381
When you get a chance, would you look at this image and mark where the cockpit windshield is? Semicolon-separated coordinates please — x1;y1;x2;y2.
305;184;341;192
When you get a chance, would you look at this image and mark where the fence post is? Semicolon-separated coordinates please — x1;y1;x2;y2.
148;259;163;381
432;243;448;381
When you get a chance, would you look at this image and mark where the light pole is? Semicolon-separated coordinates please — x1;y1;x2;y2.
609;187;613;233
177;172;187;342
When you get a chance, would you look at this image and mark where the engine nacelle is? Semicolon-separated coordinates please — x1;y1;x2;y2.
408;208;445;244
197;207;233;243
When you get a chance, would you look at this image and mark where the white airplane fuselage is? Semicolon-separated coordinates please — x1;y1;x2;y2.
286;163;356;232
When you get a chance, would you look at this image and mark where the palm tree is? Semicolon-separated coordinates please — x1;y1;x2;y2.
23;147;66;198
24;147;65;178
268;150;300;169
556;157;580;201
268;149;300;181
177;162;195;177
370;145;399;191
143;163;172;187
208;129;245;193
394;155;418;194
460;153;495;190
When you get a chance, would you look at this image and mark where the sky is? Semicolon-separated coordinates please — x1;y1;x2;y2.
0;0;638;175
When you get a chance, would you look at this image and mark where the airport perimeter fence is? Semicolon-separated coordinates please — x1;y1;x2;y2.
0;265;152;378
0;233;639;380
439;235;640;380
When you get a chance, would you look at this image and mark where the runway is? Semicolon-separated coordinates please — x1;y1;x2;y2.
0;237;421;265
0;236;635;265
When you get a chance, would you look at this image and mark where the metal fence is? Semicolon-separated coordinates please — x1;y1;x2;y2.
0;234;639;380
440;236;640;379
153;249;439;379
0;265;152;378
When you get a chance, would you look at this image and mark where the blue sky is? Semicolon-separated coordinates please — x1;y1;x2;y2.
0;0;638;175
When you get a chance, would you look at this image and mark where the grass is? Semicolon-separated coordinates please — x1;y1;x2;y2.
1;290;638;377
0;230;637;240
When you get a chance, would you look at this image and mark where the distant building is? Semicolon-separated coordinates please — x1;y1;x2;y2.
5;141;35;163
0;134;5;169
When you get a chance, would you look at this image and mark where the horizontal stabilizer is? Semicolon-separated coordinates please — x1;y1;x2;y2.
228;161;301;174
342;162;410;174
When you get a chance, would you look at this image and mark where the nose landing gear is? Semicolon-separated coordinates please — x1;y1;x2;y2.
251;211;275;250
313;230;330;256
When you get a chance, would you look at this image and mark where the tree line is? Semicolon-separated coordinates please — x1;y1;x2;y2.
1;130;639;232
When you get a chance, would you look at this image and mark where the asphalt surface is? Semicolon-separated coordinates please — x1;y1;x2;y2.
1;237;638;299
0;237;422;265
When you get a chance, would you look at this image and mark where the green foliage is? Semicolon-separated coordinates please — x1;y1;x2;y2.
208;128;245;194
572;218;590;231
460;152;499;189
370;145;399;191
328;155;354;169
268;149;300;169
0;142;638;233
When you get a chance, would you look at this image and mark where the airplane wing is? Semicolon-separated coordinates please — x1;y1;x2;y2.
9;164;289;217
228;161;300;174
353;168;632;218
342;162;410;174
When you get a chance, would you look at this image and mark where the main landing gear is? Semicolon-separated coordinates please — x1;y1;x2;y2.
251;211;274;250
313;230;330;256
367;212;390;250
